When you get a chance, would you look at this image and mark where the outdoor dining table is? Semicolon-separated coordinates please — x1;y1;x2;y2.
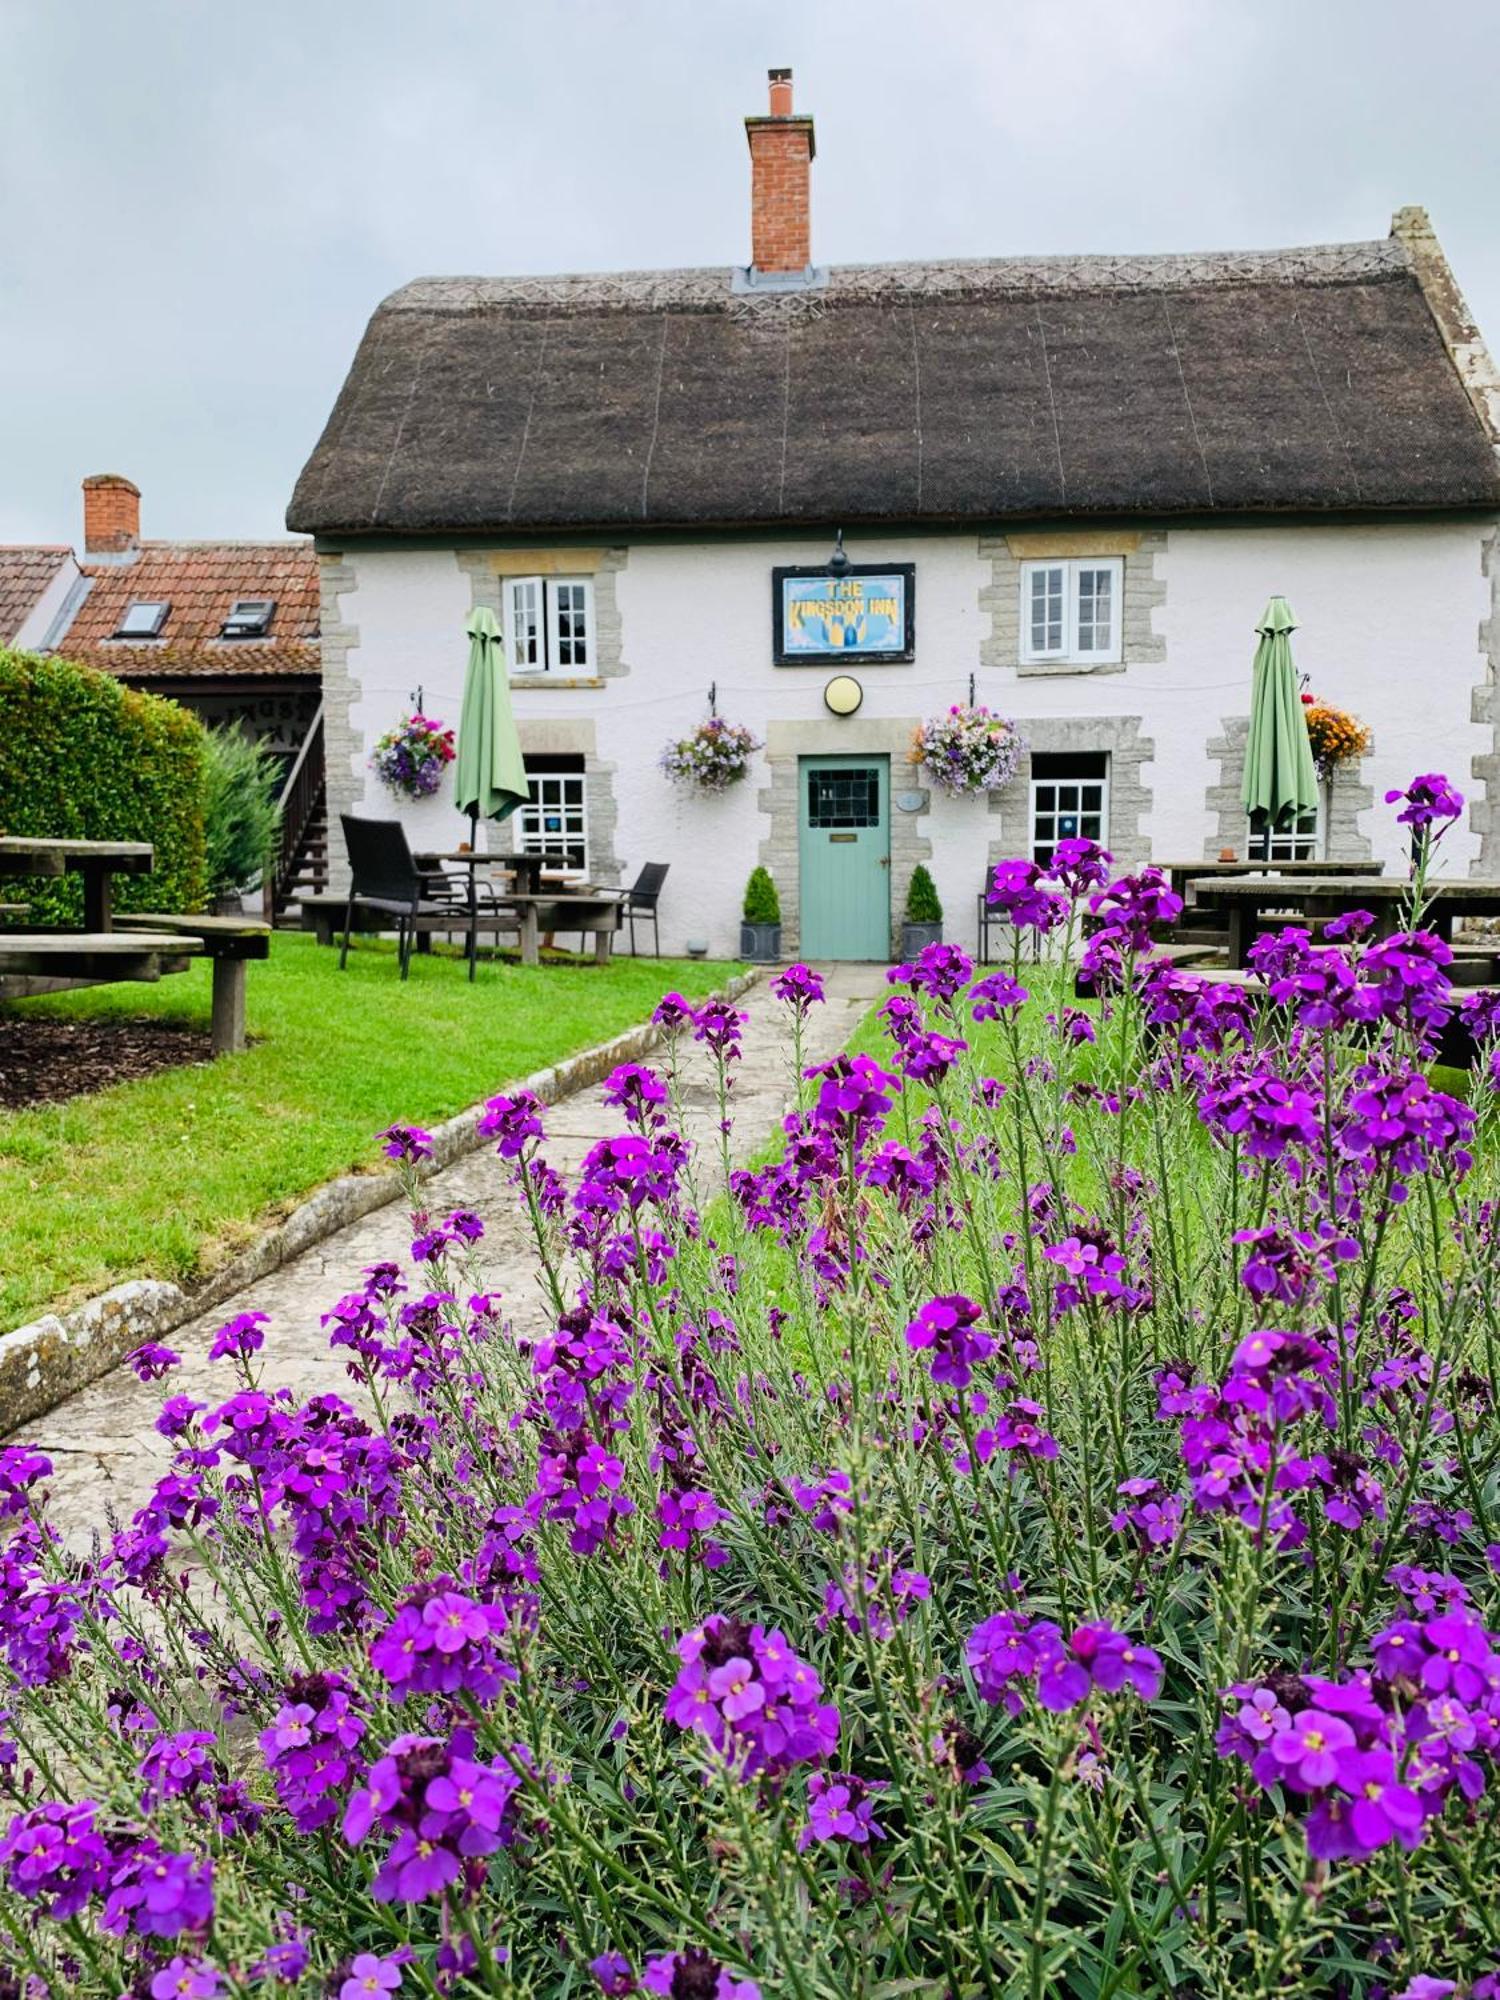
1186;873;1500;969
417;850;615;977
1157;857;1385;904
0;835;154;931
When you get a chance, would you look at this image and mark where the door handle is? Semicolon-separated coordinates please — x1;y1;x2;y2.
878;856;890;868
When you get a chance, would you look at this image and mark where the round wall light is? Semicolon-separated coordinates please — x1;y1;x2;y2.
823;673;864;717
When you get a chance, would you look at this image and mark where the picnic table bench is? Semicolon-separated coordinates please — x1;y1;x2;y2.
0;931;202;1005
1186;875;1500;969
299;890;621;967
116;914;270;1054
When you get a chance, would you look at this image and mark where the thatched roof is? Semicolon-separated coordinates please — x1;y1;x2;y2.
288;237;1500;536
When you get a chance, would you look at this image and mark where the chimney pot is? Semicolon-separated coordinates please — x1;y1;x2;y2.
745;68;815;276
82;473;141;555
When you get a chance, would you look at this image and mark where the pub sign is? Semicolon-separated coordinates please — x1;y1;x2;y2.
772;563;916;665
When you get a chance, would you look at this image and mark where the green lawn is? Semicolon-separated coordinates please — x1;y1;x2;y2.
0;933;733;1326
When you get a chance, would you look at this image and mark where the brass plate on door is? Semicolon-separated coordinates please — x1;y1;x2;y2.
828;833;856;843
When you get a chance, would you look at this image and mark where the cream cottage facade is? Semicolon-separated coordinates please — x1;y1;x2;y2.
288;75;1500;961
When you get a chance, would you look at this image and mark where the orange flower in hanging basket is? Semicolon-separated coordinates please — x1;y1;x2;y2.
1302;697;1372;781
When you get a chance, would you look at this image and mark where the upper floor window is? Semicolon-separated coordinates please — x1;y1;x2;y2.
221;598;275;639
502;576;595;675
1019;557;1122;667
114;600;169;639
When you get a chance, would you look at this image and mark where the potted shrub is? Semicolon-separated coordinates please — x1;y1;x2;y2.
740;866;781;963
900;863;943;959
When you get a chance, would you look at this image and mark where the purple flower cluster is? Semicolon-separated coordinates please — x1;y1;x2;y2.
1219;1606;1500;1858
370;1580;516;1702
665;1614;839;1776
968;1610;1163;1712
342;1732;524;1901
905;1293;996;1390
260;1670;368;1831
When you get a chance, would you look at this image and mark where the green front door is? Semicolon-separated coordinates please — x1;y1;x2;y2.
798;755;890;960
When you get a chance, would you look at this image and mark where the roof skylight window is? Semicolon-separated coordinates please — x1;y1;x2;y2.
114;600;170;639
221;598;276;639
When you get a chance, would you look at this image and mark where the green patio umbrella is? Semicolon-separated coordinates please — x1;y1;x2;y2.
1241;596;1319;857
454;605;529;844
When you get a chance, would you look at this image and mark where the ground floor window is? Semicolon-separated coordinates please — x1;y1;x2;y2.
516;755;588;874
1254;806;1321;863
1030;752;1109;864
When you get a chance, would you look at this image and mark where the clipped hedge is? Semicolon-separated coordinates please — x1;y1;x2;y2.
0;649;208;926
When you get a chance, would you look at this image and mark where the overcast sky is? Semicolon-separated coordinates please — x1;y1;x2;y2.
3;0;1498;547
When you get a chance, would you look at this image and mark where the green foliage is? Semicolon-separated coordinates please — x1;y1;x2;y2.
0;648;207;924
904;862;943;924
203;727;284;899
742;866;781;926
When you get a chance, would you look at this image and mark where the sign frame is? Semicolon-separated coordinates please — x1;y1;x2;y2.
772;563;916;666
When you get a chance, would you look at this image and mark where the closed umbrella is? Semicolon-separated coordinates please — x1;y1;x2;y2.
1241;596;1319;860
454;606;529;979
455;606;529;839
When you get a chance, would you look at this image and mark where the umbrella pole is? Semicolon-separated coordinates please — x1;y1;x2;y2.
468;806;479;982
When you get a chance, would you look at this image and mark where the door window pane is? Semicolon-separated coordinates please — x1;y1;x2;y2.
807;768;880;828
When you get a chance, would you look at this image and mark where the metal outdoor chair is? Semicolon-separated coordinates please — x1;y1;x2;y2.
620;862;669;957
977;881;1002;965
339;815;471;979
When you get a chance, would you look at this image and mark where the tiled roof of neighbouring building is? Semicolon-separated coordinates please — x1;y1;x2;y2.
288;233;1500;537
0;547;71;644
61;542;321;679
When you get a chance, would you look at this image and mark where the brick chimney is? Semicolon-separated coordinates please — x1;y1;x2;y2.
745;68;815;275
82;473;141;555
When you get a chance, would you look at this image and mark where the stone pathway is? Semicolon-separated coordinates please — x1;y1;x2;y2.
27;966;882;1541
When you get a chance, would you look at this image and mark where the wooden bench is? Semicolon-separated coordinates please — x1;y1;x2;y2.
116;914;270;1055
297;893;523;950
0;932;202;1006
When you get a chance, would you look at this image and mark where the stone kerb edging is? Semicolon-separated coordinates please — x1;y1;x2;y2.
0;969;762;1436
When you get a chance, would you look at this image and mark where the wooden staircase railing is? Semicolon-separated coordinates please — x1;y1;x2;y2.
273;704;325;915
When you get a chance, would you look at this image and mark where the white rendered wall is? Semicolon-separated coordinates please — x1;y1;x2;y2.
331;520;1493;958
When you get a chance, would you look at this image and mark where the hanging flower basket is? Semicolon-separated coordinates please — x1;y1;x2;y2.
660;717;761;795
911;704;1025;797
371;712;456;801
1300;694;1372;781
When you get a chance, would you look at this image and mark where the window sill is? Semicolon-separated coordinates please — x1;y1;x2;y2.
1016;657;1125;678
509;676;605;690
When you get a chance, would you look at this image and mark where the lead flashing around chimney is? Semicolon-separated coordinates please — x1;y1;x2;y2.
732;264;829;295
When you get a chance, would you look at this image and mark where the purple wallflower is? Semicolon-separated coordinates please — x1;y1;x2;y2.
342;1734;524;1902
150;1959;222;2000
1385;773;1463;833
478;1088;547;1157
905;1294;995;1389
338;1953;405;1999
207;1310;268;1363
771;963;826;1011
127;1341;182;1382
987;858;1068;934
369;1582;515;1702
591;1953;637;1996
799;1769;887;1850
642;1951;760;2000
666;1615;838;1777
377;1124;434;1162
0;1447;51;1518
101;1843;215;1939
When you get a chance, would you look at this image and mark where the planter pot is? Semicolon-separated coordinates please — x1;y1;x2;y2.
900;921;943;960
213;892;247;917
740;922;781;963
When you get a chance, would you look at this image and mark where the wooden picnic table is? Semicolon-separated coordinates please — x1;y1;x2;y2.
117;913;270;1054
1158;857;1385;902
1186;874;1500;968
495;891;622;967
416;851;582;980
0;836;154;931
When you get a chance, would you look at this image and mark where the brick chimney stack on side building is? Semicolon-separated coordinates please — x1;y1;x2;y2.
745;67;815;275
81;473;142;556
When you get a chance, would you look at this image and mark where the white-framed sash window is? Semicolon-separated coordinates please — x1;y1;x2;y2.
516;758;589;876
503;576;594;675
1029;753;1110;865
1019;557;1124;666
